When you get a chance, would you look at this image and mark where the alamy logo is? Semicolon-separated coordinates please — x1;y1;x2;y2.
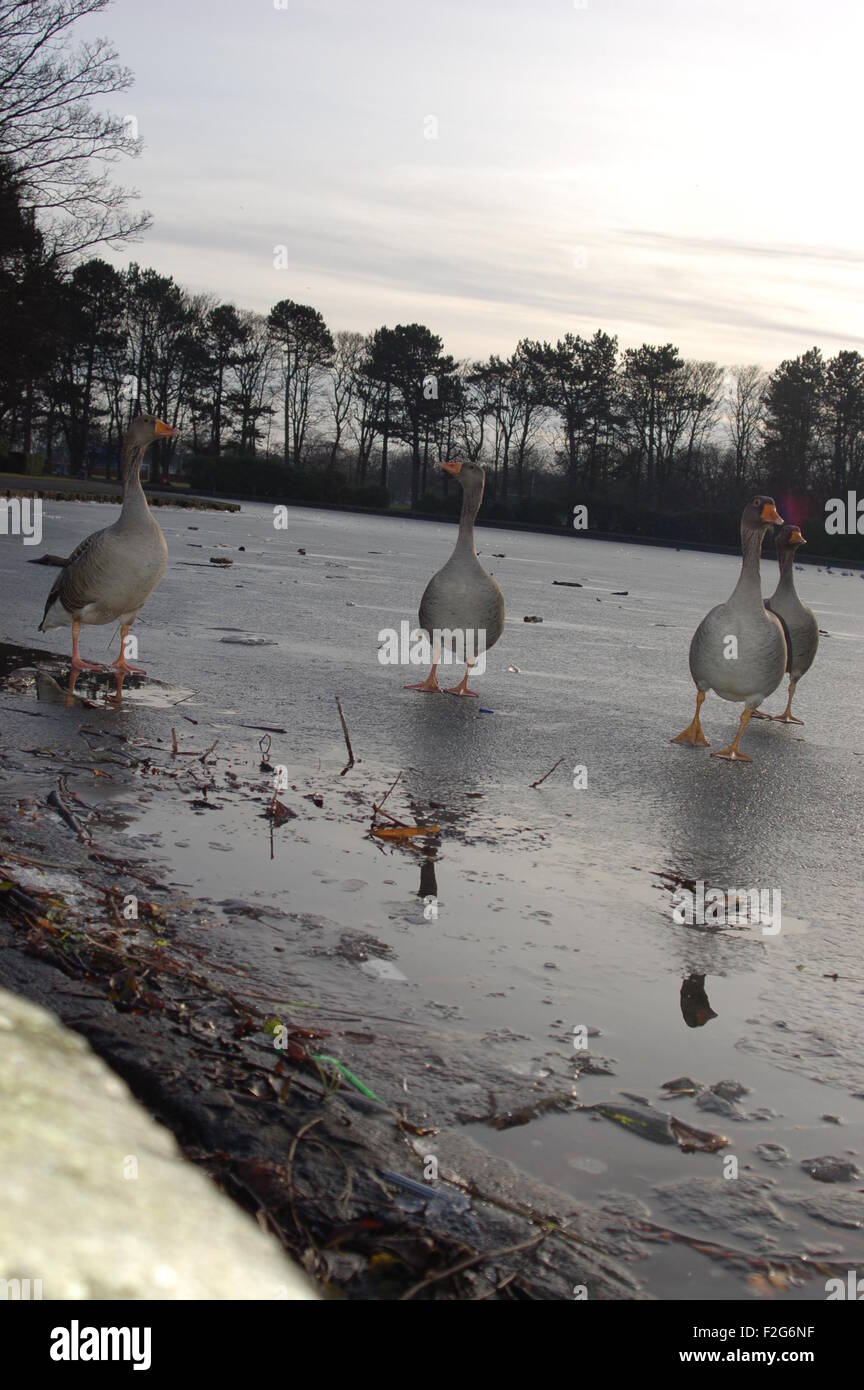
1;1277;42;1299
825;492;864;535
49;1321;151;1371
0;497;42;545
378;621;487;675
826;1271;863;1299
671;881;781;935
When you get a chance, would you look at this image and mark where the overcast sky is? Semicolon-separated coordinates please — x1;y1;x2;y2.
82;0;863;366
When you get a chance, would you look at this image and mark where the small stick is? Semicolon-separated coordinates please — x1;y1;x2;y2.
372;804;410;827
530;755;564;789
335;695;355;775
47;787;89;841
371;770;408;828
376;769;402;813
401;1231;548;1300
171;727;179;756
199;738;219;764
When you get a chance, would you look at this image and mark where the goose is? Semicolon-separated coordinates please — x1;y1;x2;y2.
405;460;505;696
755;524;818;724
39;414;177;699
671;496;786;762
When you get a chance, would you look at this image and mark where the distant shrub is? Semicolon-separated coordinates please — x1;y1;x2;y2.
339;482;391;508
517;496;568;526
415;491;462;516
187;455;288;497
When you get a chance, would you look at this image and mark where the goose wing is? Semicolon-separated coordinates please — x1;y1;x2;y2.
39;525;111;627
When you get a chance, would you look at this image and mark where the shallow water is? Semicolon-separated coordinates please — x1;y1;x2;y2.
2;500;863;1298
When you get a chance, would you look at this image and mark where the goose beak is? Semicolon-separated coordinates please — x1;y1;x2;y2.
761;502;783;524
441;460;462;476
789;528;806;545
154;419;178;438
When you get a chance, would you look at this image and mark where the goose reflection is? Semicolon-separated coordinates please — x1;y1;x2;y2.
680;973;718;1028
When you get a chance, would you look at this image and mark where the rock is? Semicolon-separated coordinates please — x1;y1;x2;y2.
696;1092;742;1119
577;1055;617;1076
710;1079;752;1101
661;1076;702;1095
799;1155;862;1184
0;988;317;1300
755;1142;790;1165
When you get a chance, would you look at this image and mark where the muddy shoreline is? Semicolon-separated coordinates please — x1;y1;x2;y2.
0;653;648;1301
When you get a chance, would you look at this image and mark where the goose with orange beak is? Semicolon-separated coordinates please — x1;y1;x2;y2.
672;496;787;762
39;414;178;699
755;523;819;724
405;459;505;696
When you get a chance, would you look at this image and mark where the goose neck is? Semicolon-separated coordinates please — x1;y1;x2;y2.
776;547;797;594
456;483;482;551
119;442;150;522
732;524;766;601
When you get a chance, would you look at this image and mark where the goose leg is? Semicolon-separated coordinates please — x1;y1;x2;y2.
68;618;104;692
109;625;147;701
671;689;709;747
710;709;753;762
771;678;803;724
445;663;480;697
405;663;440;693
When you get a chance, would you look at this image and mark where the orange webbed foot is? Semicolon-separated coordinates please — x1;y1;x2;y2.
671;722;709;747
710;746;752;763
671;690;709;747
404;668;441;693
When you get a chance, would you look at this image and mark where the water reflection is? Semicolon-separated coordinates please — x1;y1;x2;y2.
680;973;718;1028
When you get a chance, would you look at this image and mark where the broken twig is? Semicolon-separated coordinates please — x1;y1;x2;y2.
530;756;564;789
335;695;355;775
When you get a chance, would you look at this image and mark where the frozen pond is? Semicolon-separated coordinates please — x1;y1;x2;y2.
2;499;863;1299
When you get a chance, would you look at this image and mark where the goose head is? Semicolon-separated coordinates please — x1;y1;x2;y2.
127;414;178;448
776;522;806;554
743;495;783;534
441;458;485;505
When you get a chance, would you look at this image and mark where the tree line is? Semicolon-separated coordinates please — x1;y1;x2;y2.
1;1;862;546
3;186;862;519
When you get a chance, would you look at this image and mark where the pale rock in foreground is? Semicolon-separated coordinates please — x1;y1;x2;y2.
0;988;318;1300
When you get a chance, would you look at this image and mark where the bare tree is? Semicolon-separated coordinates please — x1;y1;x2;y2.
326;330;364;474
452;360;492;462
679;360;724;486
476;344;547;498
0;0;151;257
268;299;334;466
726;364;767;485
228;311;277;455
346;335;385;483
